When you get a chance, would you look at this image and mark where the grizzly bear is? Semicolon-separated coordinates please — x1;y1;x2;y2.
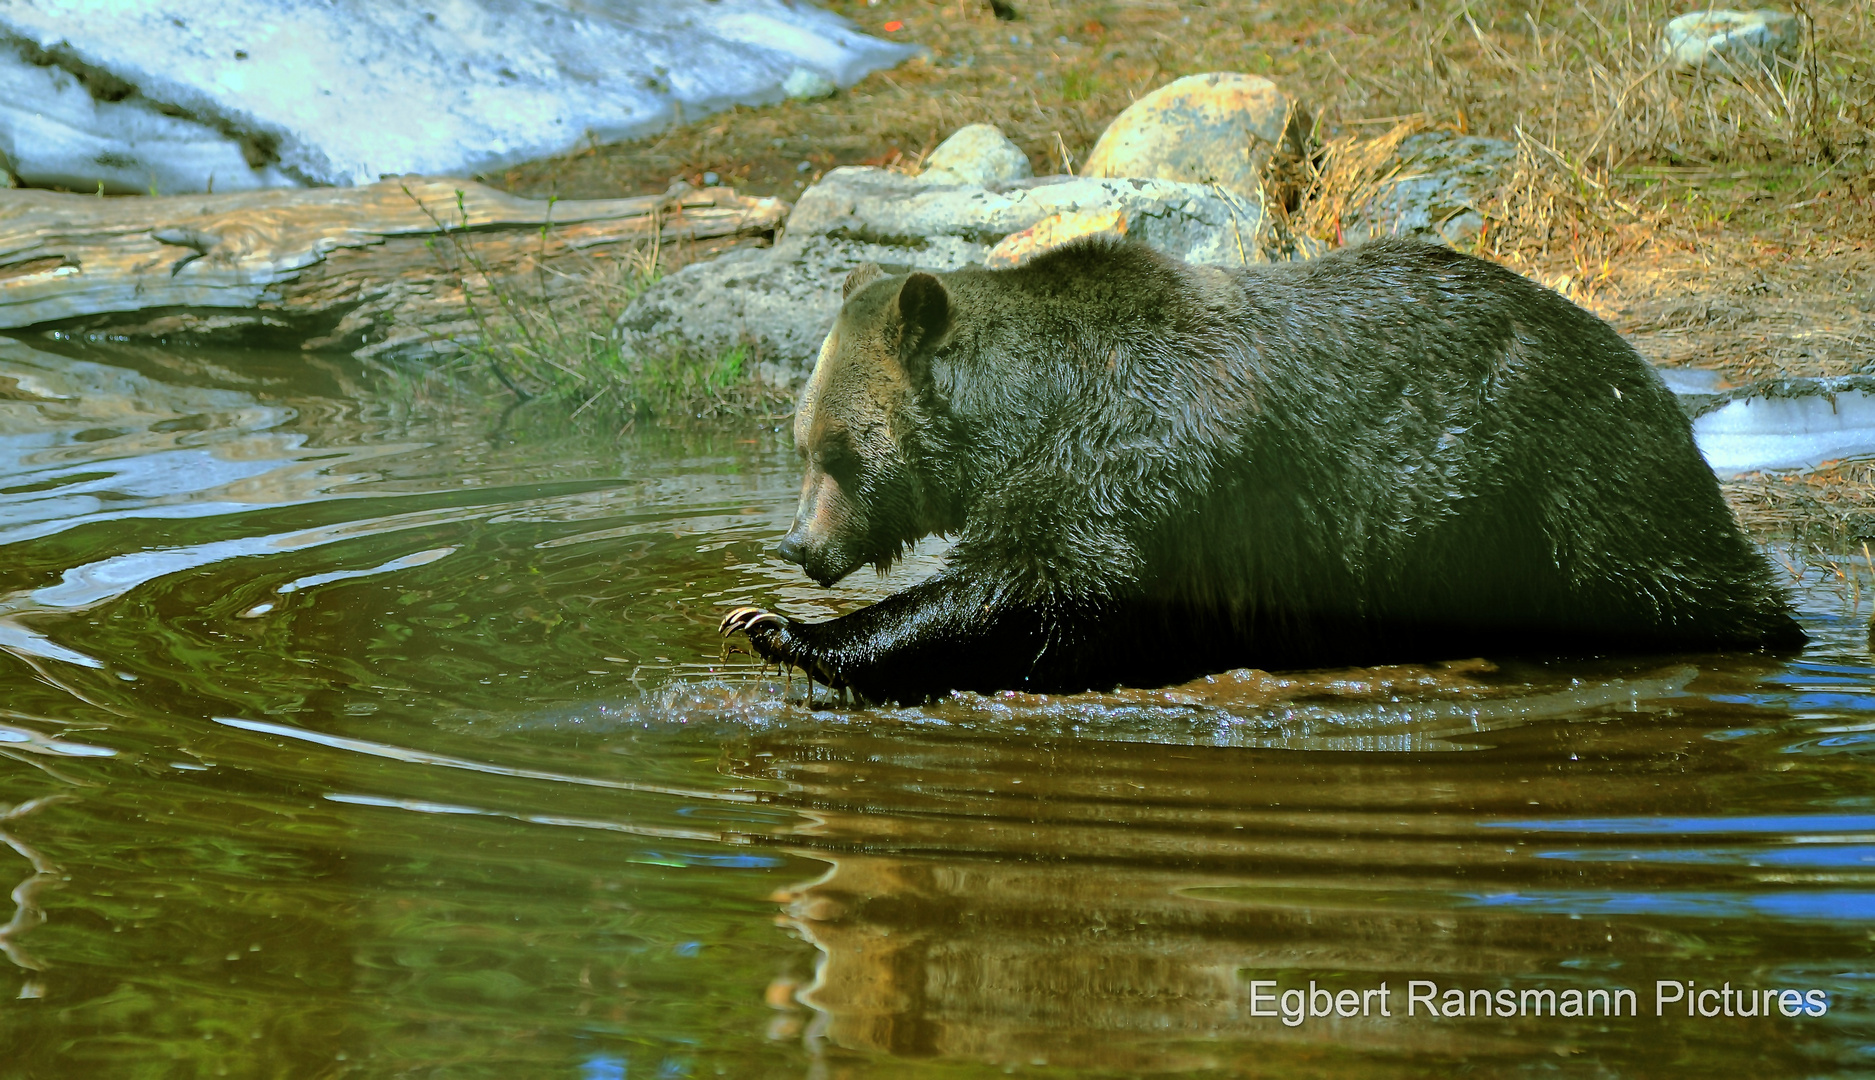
720;237;1803;704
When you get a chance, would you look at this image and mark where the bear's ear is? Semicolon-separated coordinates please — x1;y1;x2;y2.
843;263;885;299
894;272;950;374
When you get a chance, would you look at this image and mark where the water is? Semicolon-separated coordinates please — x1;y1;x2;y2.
1;335;1872;1078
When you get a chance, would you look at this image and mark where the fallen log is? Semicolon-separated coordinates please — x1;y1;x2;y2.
0;178;787;360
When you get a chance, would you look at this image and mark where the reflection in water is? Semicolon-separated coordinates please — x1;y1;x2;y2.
0;336;1870;1077
0;341;421;547
748;672;1871;1074
0;794;71;985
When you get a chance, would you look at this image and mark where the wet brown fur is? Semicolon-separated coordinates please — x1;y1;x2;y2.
785;268;959;583
735;237;1804;704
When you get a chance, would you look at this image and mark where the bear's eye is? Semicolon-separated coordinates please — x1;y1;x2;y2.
817;444;860;481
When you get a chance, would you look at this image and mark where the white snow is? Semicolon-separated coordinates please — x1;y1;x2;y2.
0;0;917;193
1693;391;1875;477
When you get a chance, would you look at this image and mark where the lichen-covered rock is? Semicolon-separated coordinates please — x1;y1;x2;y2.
984;207;1128;269
1336;133;1515;248
917;124;1032;187
617;165;1268;378
783;167;1258;264
1660;9;1800;71
617;125;1518;381
1080;73;1297;197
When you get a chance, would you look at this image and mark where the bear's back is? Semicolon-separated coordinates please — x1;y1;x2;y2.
937;237;1798;659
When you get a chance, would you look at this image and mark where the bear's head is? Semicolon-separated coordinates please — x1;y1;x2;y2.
778;263;958;587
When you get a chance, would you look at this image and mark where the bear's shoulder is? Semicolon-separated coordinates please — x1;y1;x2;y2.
988;236;1186;294
950;237;1199;329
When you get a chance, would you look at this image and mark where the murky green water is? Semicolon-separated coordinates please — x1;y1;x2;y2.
1;335;1872;1078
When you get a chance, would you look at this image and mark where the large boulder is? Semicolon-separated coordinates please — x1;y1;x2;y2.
616;163;1269;379
1079;72;1298;198
0;0;917;194
617;235;909;381
780;167;1258;266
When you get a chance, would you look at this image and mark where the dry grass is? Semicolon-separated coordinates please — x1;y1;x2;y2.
1726;464;1875;612
1430;2;1871;264
1730;462;1875;538
1316;3;1875;387
1278;115;1428;248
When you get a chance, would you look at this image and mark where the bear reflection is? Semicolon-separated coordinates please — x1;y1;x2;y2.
732;691;1756;1073
774;849;1611;1070
732;645;1836;1075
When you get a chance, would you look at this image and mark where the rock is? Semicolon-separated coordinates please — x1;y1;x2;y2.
985;207;1127;269
616;235;911;383
0;0;916;194
1334;133;1516;248
617;165;1270;378
1080;73;1298;197
783;67;840;101
616;122;1517;381
917;124;1033;187
1660;9;1801;72
781;168;1261;266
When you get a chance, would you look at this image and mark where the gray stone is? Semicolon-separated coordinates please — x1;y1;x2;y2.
785;167;1264;266
1336;133;1516;248
782;67;839;101
917;124;1032;187
1660;9;1801;72
0;0;916;194
616;236;918;385
617;166;1271;378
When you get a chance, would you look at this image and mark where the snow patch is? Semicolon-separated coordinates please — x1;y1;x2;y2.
0;0;917;193
1693;388;1875;477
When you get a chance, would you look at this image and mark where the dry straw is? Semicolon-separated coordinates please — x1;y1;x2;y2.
1298;1;1870;284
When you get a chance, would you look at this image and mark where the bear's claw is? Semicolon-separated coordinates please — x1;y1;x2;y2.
719;606;787;636
717;606;848;698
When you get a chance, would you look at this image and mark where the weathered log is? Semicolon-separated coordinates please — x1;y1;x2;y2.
0;178;787;359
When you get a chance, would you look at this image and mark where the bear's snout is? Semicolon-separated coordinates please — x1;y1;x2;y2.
776;530;808;566
778;524;858;588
